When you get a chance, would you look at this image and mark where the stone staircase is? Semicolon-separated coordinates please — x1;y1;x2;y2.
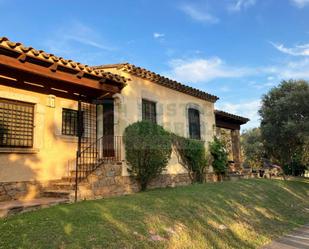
41;168;83;201
0;150;125;218
42;180;75;201
41;161;124;202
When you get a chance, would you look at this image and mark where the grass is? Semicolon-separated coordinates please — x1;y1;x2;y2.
0;179;308;249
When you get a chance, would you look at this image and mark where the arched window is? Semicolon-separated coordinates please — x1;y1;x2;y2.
188;108;201;140
142;99;157;123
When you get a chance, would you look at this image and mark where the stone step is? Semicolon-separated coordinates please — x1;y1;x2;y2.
61;176;76;182
42;189;72;199
47;182;75;191
0;197;69;218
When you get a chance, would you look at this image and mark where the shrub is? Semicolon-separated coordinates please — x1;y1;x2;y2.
123;121;172;190
283;152;307;176
209;137;228;175
172;134;208;183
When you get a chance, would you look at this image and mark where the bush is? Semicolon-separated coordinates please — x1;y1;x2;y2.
283;152;307;176
209;137;228;175
172;134;208;183
123;121;172;190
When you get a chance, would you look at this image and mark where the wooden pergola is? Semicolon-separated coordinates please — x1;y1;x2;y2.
0;37;131;202
0;37;128;100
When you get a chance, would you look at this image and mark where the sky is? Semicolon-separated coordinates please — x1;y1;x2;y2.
1;0;309;129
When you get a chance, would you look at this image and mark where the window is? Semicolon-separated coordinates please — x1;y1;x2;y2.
62;108;79;136
0;98;34;148
188;108;201;140
142;99;156;123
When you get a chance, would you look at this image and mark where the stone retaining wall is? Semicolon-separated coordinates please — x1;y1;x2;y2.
0;181;42;201
0;165;259;202
75;164;228;200
76;163;193;200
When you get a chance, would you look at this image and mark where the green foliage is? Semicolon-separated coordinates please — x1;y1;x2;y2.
171;134;208;183
209;137;228;174
123;121;172;190
259;80;309;173
283;152;307;176
241;128;265;169
219;128;233;160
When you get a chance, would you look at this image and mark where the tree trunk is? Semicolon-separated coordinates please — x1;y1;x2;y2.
140;181;147;191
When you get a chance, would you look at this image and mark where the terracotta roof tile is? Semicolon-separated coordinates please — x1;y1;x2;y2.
93;63;219;103
0;37;128;85
215;110;249;124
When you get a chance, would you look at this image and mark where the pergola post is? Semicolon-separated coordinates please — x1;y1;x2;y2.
231;129;241;170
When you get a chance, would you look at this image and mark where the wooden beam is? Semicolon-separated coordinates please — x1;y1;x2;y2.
0;72;90;101
49;63;58;72
0;54;120;93
0;65;121;101
101;82;119;93
215;119;240;130
76;71;84;79
17;53;27;62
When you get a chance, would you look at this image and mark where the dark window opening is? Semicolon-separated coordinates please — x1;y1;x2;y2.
142;99;156;123
62;108;80;136
188;108;201;140
0;98;34;148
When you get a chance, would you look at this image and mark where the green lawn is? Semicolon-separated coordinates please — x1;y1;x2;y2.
0;179;308;249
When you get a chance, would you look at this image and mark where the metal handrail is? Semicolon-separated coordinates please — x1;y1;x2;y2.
75;135;122;182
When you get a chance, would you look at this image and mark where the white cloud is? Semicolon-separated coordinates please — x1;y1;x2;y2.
228;0;256;12
290;0;309;8
165;57;253;83
271;42;309;56
153;33;165;39
180;4;219;24
216;100;261;129
43;20;116;60
249;78;277;90
269;58;309;79
219;86;231;92
267;41;309;79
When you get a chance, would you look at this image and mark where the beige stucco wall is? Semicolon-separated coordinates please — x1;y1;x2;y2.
0;71;216;182
0;85;78;182
109;70;216;176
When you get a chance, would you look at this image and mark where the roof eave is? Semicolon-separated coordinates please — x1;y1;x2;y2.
94;63;219;103
215;110;250;124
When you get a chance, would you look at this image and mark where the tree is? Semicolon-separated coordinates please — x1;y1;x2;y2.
123;121;172;190
241;128;264;170
259;80;309;174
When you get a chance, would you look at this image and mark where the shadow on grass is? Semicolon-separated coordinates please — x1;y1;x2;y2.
0;179;308;249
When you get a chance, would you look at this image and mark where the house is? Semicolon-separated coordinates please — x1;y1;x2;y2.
0;37;248;202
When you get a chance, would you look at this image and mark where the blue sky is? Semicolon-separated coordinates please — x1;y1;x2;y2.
1;0;309;129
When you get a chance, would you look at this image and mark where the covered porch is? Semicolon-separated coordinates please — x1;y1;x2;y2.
215;110;249;172
0;37;127;185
